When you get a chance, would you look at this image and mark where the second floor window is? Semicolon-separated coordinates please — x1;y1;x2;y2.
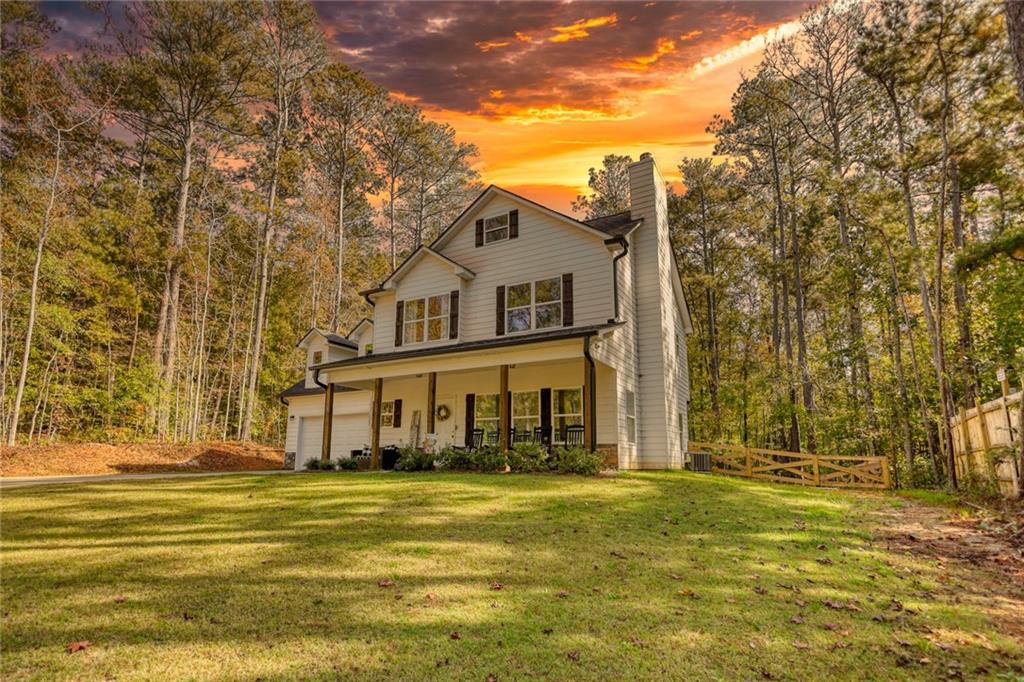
506;277;562;333
483;213;509;243
404;293;450;343
312;351;322;364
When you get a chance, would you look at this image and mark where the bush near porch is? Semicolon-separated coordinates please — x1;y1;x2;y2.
2;472;1021;681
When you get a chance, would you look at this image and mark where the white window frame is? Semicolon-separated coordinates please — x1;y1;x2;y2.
551;386;583;444
474;393;500;435
505;277;562;334
404;293;450;345
624;389;636;443
511;390;540;437
483;212;510;244
381;400;395;428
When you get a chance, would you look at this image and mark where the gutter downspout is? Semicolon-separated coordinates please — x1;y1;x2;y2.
606;236;629;323
583;335;597;451
313;366;328;390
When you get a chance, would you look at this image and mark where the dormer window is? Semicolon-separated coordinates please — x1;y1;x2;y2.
312;351;323;365
484;213;509;243
403;293;450;344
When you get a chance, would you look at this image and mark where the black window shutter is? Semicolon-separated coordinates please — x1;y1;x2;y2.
464;394;476;446
475;219;484;247
509;209;519;239
562;273;574;326
540;387;552;445
495;285;506;336
393;399;403;428
395;300;404;347
449;290;459;339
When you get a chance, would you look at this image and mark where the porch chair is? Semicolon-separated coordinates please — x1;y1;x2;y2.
471;428;485;450
565;424;585;448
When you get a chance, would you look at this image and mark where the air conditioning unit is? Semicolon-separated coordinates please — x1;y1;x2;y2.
687;451;711;473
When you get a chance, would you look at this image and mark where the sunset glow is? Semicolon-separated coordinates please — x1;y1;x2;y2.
45;0;810;212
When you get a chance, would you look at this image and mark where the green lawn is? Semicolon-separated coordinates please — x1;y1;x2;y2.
2;471;1021;681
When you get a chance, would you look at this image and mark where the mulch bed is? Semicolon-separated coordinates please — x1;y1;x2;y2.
1;441;284;477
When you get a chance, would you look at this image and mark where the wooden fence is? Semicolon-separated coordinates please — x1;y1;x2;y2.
689;441;891;490
949;389;1021;498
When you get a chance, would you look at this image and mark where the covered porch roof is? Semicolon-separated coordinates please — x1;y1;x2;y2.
314;322;619;386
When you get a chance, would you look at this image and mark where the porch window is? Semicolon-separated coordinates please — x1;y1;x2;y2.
381;400;395;428
512;391;540;436
624;390;636;443
505;277;562;333
404;293;450;344
484;212;510;244
475;393;499;435
552;387;582;443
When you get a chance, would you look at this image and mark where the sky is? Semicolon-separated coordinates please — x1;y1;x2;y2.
42;0;810;213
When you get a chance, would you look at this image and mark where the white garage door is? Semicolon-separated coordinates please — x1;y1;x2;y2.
296;414;370;470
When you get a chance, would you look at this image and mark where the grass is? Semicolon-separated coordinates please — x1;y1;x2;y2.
2;471;1021;681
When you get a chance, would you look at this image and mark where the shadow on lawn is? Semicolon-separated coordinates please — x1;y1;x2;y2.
2;472;1021;680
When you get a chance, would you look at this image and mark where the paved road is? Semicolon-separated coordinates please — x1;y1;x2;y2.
0;469;293;490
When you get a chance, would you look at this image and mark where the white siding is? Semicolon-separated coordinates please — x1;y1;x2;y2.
628;155;684;469
437;195;615;343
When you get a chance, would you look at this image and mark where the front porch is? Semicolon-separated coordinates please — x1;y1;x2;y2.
315;333;623;469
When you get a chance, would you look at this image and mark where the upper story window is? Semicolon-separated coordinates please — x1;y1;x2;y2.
506;277;562;333
312;351;323;365
404;293;450;344
484;212;510;244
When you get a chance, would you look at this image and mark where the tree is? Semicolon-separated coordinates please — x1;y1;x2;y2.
571;154;633;218
367;100;423;269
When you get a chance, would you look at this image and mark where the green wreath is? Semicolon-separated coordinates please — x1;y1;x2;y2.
435;404;452;422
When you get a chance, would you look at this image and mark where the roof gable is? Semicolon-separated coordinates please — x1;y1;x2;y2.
430;185;613;252
361;246;474;300
297;327;357;350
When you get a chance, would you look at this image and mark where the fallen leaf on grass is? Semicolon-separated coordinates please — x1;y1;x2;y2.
114;596;126;604
669;573;683;581
678;589;700;599
378;579;395;588
628;636;646;648
793;640;811;650
795;599;808;607
816;557;834;565
183;612;194;621
490;582;504;591
790;616;805;624
67;641;91;654
542;628;553;635
487;675;498;682
610;551;626;559
753;586;768;595
831;640;851;650
567;651;581;662
555;591;570;599
425;593;439;601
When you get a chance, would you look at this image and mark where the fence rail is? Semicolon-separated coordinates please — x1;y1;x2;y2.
689;441;891;490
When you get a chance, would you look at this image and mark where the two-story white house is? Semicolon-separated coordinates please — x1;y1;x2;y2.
280;153;691;470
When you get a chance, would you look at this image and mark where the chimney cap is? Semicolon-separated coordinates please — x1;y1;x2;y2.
639;152;653;161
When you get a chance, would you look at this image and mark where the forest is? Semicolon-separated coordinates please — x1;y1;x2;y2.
2;0;1022;492
662;0;1022;490
1;1;481;447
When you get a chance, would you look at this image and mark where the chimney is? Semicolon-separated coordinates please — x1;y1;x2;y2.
626;153;684;468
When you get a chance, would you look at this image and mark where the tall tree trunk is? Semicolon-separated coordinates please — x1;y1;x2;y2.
332;163;346;331
8;129;62;446
1006;0;1024;101
156;129;195;439
241;94;287;441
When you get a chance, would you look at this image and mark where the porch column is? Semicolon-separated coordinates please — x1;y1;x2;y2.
370;377;383;469
499;364;510;452
426;371;437;435
583;354;596;451
320;382;335;464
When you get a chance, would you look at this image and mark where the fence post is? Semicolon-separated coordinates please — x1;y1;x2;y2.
745;447;752;478
882;457;892;489
812;454;820;486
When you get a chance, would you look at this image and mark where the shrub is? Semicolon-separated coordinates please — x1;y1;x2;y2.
305;458;335;471
337;457;358;471
436;446;474;471
396;446;435;472
507;441;548;473
551;446;603;475
471;444;506;472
